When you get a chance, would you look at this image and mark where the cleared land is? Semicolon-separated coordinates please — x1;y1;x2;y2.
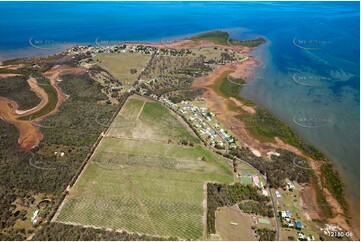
215;205;257;241
95;53;151;85
55;96;233;240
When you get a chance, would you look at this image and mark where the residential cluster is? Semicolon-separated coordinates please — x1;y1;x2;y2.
152;95;238;150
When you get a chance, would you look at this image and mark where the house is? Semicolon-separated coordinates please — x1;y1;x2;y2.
252;176;260;187
298;233;305;240
281;210;292;218
275;191;282;198
287;182;296;190
31;210;39;224
307;236;315;241
262;189;268;196
295;221;302;229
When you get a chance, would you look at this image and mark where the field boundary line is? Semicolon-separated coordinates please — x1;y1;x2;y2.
123;173;158;235
136;99;146;120
51;95;130;223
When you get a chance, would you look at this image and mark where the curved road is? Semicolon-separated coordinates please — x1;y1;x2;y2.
237;158;280;241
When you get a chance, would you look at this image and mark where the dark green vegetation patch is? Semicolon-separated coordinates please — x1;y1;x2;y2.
190;30;266;47
206;183;271;234
0;75;41;110
32;223;177;241
0;71;120;240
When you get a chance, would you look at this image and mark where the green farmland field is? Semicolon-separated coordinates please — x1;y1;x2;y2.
55;95;233;240
106;96;200;144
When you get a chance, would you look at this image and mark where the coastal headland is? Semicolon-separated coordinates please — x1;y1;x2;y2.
0;30;358;240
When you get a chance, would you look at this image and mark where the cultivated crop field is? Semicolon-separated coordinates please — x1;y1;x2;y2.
106;96;200;144
55;96;233;240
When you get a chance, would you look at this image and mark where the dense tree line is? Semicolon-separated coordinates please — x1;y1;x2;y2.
255;228;276;241
0;67;123;239
206;183;268;234
238;201;274;218
229;147;311;188
0;75;40;110
32;223;177;241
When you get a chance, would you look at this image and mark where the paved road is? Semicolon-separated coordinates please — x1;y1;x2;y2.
238;158;280;241
195;110;229;154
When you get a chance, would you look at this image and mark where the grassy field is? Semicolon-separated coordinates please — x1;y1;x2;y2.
95;53;151;85
107;96;200;144
56;95;233;240
277;188;320;241
215;206;257;241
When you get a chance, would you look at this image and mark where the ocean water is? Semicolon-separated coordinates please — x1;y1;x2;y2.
0;1;359;217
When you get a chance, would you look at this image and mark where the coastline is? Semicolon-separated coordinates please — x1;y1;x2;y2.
0;34;359;239
189;43;359;238
245;44;360;233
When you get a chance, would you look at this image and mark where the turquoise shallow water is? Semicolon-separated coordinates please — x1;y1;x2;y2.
0;1;359;218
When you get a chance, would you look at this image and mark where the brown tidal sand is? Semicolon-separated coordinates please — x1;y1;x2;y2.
0;73;22;78
0;65;86;151
0;97;43;150
38;65;86;120
189;43;359;239
0;63;25;70
15;77;49;115
132;39;252;53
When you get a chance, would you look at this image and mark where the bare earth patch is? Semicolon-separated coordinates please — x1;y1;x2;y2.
0;65;86;151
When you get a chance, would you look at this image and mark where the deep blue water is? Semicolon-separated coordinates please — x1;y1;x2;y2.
0;1;359;217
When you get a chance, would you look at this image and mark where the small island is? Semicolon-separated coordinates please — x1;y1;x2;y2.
0;31;357;241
